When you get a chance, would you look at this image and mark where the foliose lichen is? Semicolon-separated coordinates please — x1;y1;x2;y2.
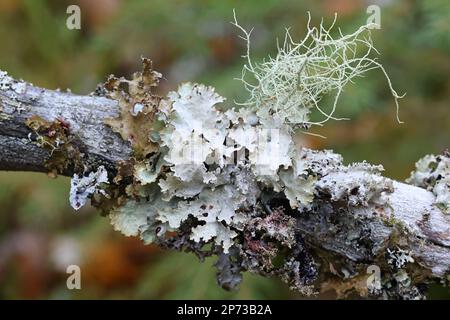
70;166;109;210
102;57;163;159
407;151;450;213
65;16;413;297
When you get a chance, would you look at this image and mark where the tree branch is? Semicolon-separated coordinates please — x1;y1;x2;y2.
299;180;450;279
0;70;131;175
0;69;449;299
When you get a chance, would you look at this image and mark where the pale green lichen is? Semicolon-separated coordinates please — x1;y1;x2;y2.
103;81;317;253
232;11;404;127
68;15;411;296
279;169;316;209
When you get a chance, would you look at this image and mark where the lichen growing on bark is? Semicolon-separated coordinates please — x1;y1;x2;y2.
0;70;14;91
231;11;404;127
70;166;109;210
102;57;163;159
62;17;447;299
407;151;450;213
25;115;82;176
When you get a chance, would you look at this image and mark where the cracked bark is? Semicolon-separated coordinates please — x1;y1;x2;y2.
0;70;449;295
0;71;131;174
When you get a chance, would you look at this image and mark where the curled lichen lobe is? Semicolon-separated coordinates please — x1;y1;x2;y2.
102;57;163;159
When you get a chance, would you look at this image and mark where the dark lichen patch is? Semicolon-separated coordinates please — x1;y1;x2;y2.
90;159;138;215
277;233;318;295
90;181;127;216
215;248;244;291
90;153;160;214
327;221;433;299
246;207;297;248
25;115;82;176
112;159;135;184
311;239;427;299
229;206;318;295
156;217;219;262
287;191;438;299
102;57;164;159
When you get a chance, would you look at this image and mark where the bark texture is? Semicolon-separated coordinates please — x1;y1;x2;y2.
0;71;131;174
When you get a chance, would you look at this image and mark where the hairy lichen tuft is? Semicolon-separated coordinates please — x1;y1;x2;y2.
232;11;404;128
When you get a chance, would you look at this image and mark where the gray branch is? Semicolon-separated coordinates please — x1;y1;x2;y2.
299;180;450;277
0;69;449;297
0;70;131;174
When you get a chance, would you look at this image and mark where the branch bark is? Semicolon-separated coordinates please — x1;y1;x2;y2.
0;70;449;298
299;180;450;277
0;70;131;174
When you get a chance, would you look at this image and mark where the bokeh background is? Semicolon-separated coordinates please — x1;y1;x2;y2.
0;0;449;299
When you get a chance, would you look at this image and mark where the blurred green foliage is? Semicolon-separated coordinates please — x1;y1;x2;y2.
0;0;448;299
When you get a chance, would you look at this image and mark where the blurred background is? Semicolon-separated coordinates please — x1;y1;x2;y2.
0;0;449;299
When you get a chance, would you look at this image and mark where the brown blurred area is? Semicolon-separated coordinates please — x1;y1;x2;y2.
0;0;449;299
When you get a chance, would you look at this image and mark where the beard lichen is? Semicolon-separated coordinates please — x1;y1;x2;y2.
231;11;404;128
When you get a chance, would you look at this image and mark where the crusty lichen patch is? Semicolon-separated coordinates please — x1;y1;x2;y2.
407;151;450;213
316;162;394;207
25;115;82;176
0;70;14;91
